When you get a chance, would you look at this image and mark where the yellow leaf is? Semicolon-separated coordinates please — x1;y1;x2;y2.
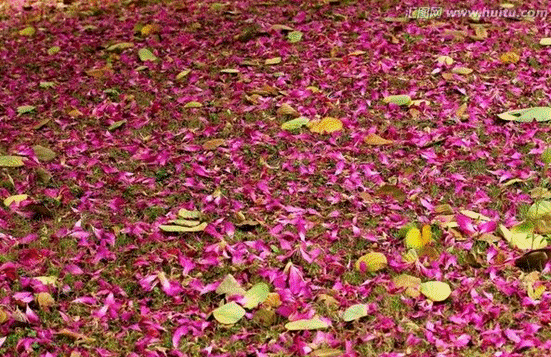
402;249;419;263
141;24;161;36
265;57;282;65
4;194;28;207
355;252;387;272
0;156;25;167
263;292;282;308
540;38;551;46
405;227;424;249
500;51;520;64
528;284;545;300
184;101;202;108
451;67;473;75
36;292;55;310
364;133;393;146
436;55;453;65
421;224;432;245
420;281;451;302
392;274;421;289
309;117;343;134
0;309;9;324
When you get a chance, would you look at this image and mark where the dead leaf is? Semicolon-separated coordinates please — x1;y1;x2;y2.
441;72;454;80
515;249;551;271
375;184;406;203
202;139;226;150
57;329;95;343
456;103;468;119
33;118;51;130
270;24;294;32
470;25;488;40
85;64;113;78
364;133;393;146
252;308;277;326
276;103;299;117
434;204;454;215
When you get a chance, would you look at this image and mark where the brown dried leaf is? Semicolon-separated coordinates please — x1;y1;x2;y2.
470;25;488;40
276;103;299;117
251;85;279;96
456;103;468;119
419;246;440;261
409;107;420;119
364;133;393;146
33;118;51;130
252;308;277;326
57;329;96;343
434;204;454;215
85;64;113;78
441;72;454;80
202;139;226;150
375;184;406;203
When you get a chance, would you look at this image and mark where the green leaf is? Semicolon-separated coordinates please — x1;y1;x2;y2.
285;317;329;330
542;147;551;165
287;31;303;43
0;156;25;167
243;283;269;309
47;46;60;55
528;201;551;220
17;105;35;114
138;48;158;62
107;42;134;52
108;120;127;131
184;101;202;108
171;219;201;227
342;304;368;322
281;117;309;131
502;222;548;250
19;26;35;36
212;302;246;324
215;274;246;297
39;82;56;88
176;69;191;80
4;194;28;207
32;145;56;162
178;208;200;219
383;95;412;106
497;107;551;122
159;222;207;232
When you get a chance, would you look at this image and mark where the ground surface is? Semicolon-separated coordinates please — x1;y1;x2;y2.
1;0;551;356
